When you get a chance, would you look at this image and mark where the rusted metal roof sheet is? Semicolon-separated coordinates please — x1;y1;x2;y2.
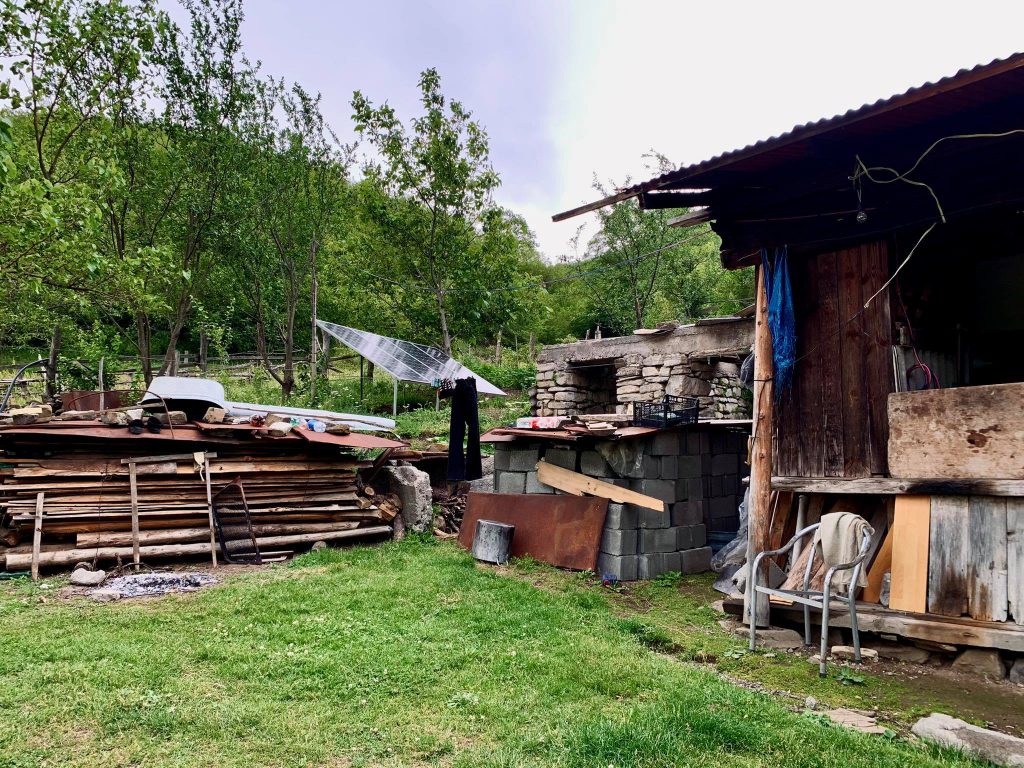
553;52;1024;220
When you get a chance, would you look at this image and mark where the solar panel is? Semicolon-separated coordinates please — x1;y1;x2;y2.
316;321;506;396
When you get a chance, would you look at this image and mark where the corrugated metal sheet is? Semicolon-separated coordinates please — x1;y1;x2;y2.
555;52;1024;217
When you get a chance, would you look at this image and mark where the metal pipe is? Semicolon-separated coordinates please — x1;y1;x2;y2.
392;378;398;419
1;359;47;413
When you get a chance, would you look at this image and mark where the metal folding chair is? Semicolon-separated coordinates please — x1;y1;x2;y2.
747;522;874;676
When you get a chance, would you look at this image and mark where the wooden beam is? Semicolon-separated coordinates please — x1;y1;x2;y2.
535;460;664;512
862;527;893;603
745;264;773;627
889;495;930;613
668;209;712;228
31;492;44;581
551;188;640;222
772;476;1024;496
638;190;712;209
128;461;140;570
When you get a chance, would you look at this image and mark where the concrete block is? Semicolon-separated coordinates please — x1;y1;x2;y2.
637;553;666;579
494;446;512;471
685;431;710;455
640;527;676;553
605;503;638;530
680;546;713;574
663;551;682;573
580;450;613;478
601;528;638;556
709;496;738;519
651;431;682;456
525;471;554;494
659;455;679;480
685;478;705;501
690;524;707;548
506;447;541;472
597;553;638;581
633;479;676;504
677;455;701;479
496;471;526;494
671;501;703;526
676;525;692;551
642;454;660;478
638;506;670;529
543;447;577;471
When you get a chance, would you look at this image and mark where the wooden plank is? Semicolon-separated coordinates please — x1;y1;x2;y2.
1008;498;1024;625
128;461;141;569
772;476;1024;496
535;461;664;512
889;495;930;613
863;241;892;475
816;251;845;477
836;243;869;476
31;492;44;581
746;264;774;627
927;496;970;616
888;383;1024;480
967;496;1008;622
863;527;893;603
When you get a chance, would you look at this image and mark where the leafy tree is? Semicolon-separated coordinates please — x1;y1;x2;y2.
351;68;501;355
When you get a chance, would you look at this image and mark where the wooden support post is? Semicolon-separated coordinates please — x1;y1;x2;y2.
745;264;774;627
201;452;218;568
31;492;44;580
129;461;141;570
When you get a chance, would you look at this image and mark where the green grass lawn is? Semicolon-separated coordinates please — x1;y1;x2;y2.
0;540;987;768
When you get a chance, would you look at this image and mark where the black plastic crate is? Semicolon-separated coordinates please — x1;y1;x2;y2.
631;395;699;428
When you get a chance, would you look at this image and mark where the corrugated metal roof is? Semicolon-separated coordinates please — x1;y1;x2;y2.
553;52;1024;221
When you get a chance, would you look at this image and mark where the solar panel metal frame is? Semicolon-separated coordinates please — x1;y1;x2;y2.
316;321;506;396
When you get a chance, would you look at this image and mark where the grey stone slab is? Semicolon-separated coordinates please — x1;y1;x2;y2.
580;450;613;478
495;471;526;494
640;527;676;553
543;447;578;471
912;713;1024;767
605;503;638;530
597;553;639;582
601;528;638;557
680;546;712;574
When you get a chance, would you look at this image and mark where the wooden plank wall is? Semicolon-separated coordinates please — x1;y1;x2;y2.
774;240;893;478
923;495;1018;624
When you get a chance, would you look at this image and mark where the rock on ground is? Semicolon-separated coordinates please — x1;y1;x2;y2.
831;645;879;662
912;713;1024;767
871;642;931;664
1010;658;1024;685
381;465;433;533
90;589;121;603
827;708;886;735
468;455;495;493
738;626;804;650
951;648;1007;679
70;567;106;586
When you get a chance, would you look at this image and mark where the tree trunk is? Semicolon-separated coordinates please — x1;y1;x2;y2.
199;331;209;373
159;293;191;376
494;330;502;365
136;313;153;386
528;332;537;362
436;289;452;356
44;324;61;400
366;361;375;384
309;257;319;401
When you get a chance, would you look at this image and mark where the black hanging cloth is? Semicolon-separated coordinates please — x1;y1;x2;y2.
447;377;482;481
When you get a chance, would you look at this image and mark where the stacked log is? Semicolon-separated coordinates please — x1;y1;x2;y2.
0;422;401;572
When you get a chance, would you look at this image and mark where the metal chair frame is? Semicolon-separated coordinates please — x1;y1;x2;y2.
747;522;874;676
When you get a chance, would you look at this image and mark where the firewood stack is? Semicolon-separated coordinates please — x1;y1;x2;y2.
0;421;405;573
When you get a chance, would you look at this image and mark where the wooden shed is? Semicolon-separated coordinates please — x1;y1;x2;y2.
554;54;1024;651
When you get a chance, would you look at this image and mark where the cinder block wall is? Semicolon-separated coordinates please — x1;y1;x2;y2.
491;426;747;580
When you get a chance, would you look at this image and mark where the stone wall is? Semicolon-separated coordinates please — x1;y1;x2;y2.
491;425;748;580
532;319;753;419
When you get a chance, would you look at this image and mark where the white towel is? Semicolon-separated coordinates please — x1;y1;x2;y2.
813;511;869;591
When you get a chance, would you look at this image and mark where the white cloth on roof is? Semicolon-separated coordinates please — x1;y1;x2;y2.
813;511;870;591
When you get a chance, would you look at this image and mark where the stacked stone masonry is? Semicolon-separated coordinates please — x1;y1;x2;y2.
492;425;748;580
532;318;753;419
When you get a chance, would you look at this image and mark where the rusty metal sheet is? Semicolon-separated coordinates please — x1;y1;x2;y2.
296;429;405;450
458;492;608;571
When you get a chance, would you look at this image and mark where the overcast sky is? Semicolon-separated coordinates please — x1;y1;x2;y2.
236;0;1024;261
